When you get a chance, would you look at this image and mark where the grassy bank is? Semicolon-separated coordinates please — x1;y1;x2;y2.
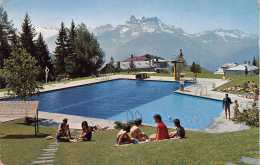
0;119;259;165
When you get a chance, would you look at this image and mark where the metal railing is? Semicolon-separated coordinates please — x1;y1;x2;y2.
195;86;202;96
126;110;134;122
200;86;207;96
135;110;142;120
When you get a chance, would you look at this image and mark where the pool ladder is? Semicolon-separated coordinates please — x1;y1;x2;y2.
126;110;142;122
100;76;109;81
195;86;207;96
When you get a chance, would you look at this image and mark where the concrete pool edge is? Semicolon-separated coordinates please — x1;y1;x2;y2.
0;75;252;133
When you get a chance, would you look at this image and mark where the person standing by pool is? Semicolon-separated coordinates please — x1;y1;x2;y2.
223;94;232;119
149;114;169;141
194;73;197;84
180;75;185;91
245;66;248;77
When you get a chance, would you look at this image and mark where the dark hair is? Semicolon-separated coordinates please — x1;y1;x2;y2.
153;114;162;122
135;118;142;126
225;93;228;96
60;122;66;129
255;85;258;88
63;118;68;123
173;119;180;126
123;124;131;132
82;121;88;129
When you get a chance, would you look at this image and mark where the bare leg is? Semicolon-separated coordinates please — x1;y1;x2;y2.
225;107;227;119
228;107;231;119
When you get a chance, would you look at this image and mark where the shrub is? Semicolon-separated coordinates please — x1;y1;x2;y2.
114;120;136;129
233;108;259;127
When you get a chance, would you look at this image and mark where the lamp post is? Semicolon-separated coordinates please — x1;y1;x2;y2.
45;66;49;85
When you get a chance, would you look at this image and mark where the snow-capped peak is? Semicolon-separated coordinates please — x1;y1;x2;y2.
35;26;59;39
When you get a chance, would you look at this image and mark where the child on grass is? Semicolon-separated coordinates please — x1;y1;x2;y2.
56;122;71;142
169;119;185;139
130;118;148;142
116;124;135;146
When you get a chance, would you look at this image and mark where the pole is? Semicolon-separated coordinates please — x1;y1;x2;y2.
45;66;49;85
37;109;39;133
34;116;37;136
174;63;176;81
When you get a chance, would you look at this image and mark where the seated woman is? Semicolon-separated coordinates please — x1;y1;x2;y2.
149;114;169;141
75;121;92;142
56;122;71;142
116;124;134;146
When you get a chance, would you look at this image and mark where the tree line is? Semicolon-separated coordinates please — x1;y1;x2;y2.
0;7;105;93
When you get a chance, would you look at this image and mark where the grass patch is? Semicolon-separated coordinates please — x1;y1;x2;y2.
0;119;259;164
55;126;259;165
0;118;57;165
214;75;259;93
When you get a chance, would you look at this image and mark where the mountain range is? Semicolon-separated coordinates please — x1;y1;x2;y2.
35;15;259;71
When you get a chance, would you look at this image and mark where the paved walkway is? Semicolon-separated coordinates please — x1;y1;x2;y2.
31;141;59;164
226;150;260;165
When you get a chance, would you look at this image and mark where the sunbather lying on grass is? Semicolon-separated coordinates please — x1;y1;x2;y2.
115;124;135;146
130;119;148;142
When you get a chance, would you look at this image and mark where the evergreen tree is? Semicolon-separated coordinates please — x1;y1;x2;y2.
20;13;37;60
66;20;78;78
73;23;104;76
252;57;256;66
129;60;136;71
190;62;196;73
54;22;70;78
35;33;53;81
2;47;42;100
0;7;12;69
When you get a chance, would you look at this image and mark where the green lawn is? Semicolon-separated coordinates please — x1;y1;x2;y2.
0;119;259;165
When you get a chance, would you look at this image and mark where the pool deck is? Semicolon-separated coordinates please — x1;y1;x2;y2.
0;75;253;133
175;78;251;133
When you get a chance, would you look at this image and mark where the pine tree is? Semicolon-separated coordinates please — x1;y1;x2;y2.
190;62;196;73
73;23;104;76
129;60;136;71
54;22;70;78
0;7;12;69
252;57;256;66
65;20;78;78
20;13;37;60
35;33;53;81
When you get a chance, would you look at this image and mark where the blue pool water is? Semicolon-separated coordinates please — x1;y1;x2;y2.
16;79;222;129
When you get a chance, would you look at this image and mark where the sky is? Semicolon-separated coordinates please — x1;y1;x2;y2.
1;0;259;34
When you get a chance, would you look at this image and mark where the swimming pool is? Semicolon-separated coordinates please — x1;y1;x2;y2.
15;79;222;129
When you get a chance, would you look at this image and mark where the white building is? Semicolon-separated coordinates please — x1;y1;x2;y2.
214;63;237;74
225;64;258;76
114;59;169;72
